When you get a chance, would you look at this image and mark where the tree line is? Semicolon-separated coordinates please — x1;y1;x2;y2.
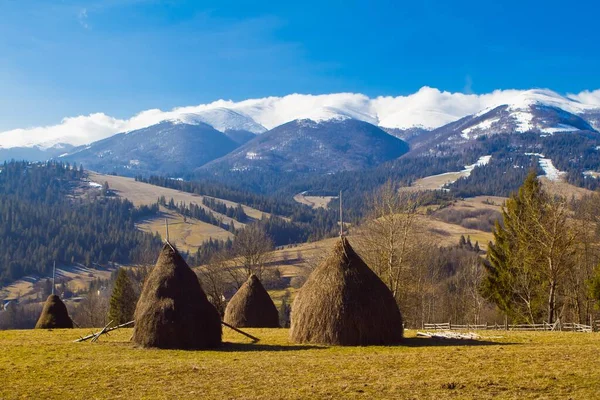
0;161;163;284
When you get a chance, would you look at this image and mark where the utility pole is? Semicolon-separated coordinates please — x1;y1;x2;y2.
165;218;170;243
339;190;343;236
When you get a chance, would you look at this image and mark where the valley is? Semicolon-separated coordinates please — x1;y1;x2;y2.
3;5;600;400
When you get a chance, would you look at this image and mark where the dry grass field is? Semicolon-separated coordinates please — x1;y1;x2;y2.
405;171;466;191
293;192;337;209
137;208;233;253
88;172;268;221
1;328;599;399
86;172;269;250
0;265;115;302
421;217;494;250
539;177;594;200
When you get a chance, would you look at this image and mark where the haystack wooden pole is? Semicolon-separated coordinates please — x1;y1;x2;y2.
339;190;343;236
75;321;134;342
91;320;114;343
221;321;260;343
165;218;170;243
52;261;56;295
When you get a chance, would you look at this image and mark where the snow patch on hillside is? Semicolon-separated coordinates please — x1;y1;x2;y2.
463;155;491;175
525;153;565;181
510;110;535;132
540;124;580;134
413;155;492;190
461;119;499;139
539;158;565;181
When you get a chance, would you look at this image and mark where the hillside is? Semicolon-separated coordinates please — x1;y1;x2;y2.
89;172;269;221
203;118;409;174
0;162;162;284
63;122;239;176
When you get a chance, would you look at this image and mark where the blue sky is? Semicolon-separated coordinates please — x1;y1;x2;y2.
1;0;599;130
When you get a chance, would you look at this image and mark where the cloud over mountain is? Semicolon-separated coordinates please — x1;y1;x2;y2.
2;87;599;149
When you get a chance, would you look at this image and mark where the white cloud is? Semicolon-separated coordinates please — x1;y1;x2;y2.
567;89;600;107
1;87;599;149
78;8;89;29
0;113;125;149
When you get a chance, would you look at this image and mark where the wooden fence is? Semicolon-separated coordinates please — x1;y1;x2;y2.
423;321;596;333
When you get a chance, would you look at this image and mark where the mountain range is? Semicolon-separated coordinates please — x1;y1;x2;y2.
2;88;600;190
2;87;599;150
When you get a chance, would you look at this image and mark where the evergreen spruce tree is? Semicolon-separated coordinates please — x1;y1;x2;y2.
482;171;575;323
482;171;546;323
108;268;137;325
589;265;600;304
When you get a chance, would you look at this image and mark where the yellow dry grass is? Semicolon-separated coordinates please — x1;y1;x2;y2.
88;172;269;222
2;328;599;399
423;218;494;250
404;171;466;191
269;237;339;277
293;193;337;209
137;208;233;253
0;266;114;302
539;177;595;200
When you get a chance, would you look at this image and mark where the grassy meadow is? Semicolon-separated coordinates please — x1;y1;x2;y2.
1;329;599;399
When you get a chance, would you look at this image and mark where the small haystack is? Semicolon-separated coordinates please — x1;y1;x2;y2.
35;294;73;329
290;237;403;345
224;274;279;328
132;243;222;349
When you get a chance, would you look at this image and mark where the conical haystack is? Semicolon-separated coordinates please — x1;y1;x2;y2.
35;294;73;329
132;243;222;349
223;274;279;328
290;237;403;345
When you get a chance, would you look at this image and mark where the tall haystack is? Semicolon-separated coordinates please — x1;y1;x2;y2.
35;294;73;329
290;237;403;345
132;243;222;349
223;274;279;328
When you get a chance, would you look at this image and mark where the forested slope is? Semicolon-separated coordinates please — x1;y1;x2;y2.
0;161;162;283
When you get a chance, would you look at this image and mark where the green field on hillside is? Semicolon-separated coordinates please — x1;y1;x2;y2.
1;329;599;399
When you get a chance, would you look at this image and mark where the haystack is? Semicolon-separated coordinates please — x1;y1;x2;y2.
132;243;222;349
35;294;73;329
290;237;403;345
223;274;279;328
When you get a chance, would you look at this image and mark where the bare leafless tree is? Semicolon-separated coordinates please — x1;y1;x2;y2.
231;224;274;282
356;182;427;299
72;290;109;328
197;255;230;316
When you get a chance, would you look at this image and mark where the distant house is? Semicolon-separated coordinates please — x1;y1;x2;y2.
2;299;19;311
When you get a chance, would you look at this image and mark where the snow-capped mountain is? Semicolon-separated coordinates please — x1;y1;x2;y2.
409;92;597;154
169;107;267;134
62;121;239;176
3;87;600;155
203;118;409;174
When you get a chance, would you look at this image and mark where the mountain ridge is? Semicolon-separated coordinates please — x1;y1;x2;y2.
3;87;600;151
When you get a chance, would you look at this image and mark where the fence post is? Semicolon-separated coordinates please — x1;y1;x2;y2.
449;322;452;331
505;315;509;331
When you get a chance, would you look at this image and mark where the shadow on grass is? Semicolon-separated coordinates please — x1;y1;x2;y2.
219;342;326;352
401;337;517;347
